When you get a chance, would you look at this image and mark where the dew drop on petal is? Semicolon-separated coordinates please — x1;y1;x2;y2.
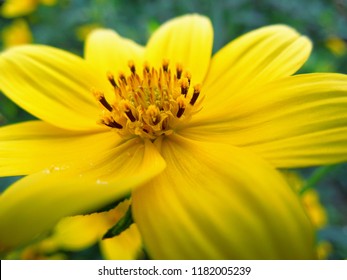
96;179;109;185
42;168;51;174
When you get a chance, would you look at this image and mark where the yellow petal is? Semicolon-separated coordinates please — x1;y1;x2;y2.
202;25;312;111
85;29;145;77
0;138;166;252
0;45;105;131
47;200;131;251
145;14;213;84
132;135;315;259
187;74;347;168
100;224;142;260
46;215;108;252
0;120;115;176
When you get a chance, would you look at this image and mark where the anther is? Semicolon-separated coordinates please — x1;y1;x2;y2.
102;118;123;129
162;59;169;72
176;63;183;79
107;72;118;88
125;110;135;122
93;90;113;112
184;71;192;86
146;105;160;124
95;62;202;138
190;84;201;105
119;73;127;85
176;97;186;118
124;105;136;122
128;60;136;74
180;78;189;97
143;62;150;73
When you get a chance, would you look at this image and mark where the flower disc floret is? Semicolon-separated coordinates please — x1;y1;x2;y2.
93;60;202;140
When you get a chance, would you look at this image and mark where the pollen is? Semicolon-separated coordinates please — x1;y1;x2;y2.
93;60;202;139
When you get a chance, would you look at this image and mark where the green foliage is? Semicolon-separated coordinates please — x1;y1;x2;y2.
102;206;133;240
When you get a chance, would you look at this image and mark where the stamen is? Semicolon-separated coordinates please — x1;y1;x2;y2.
93;90;113;112
190;84;201;105
102;117;123;129
107;72;118;88
180;78;189;97
95;60;203;139
119;72;127;85
125;110;136;122
122;102;137;122
143;62;150;73
128;60;136;74
176;97;186;118
162;59;169;72
184;71;192;86
146;105;160;124
176;63;183;79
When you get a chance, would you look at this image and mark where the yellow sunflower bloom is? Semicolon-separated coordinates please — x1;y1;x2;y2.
1;14;347;259
0;0;56;18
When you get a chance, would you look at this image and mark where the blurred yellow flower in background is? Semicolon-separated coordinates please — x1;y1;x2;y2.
301;189;327;229
75;23;102;42
283;170;332;259
326;36;347;56
316;241;333;260
0;0;56;18
283;171;327;229
1;19;32;48
1;14;347;259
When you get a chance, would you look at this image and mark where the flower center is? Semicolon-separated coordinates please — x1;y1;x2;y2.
93;60;202;140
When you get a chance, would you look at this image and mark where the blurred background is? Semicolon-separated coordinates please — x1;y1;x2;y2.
0;0;347;259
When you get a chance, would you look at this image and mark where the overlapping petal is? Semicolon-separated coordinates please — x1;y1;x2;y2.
201;25;312;111
100;224;142;260
0;138;165;252
41;200;130;251
186;74;347;168
42;200;142;259
0;120;115;176
85;29;145;77
0;45;105;130
145;14;213;84
132;135;315;259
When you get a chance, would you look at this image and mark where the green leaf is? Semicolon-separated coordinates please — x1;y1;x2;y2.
102;205;133;239
299;164;339;195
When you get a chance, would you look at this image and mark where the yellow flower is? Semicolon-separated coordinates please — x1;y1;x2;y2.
1;19;32;49
0;0;56;18
317;241;333;260
282;171;327;229
326;36;347;56
75;23;102;42
301;190;327;229
1;14;347;259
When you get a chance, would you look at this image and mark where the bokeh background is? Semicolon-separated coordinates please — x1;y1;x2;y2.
0;0;347;259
